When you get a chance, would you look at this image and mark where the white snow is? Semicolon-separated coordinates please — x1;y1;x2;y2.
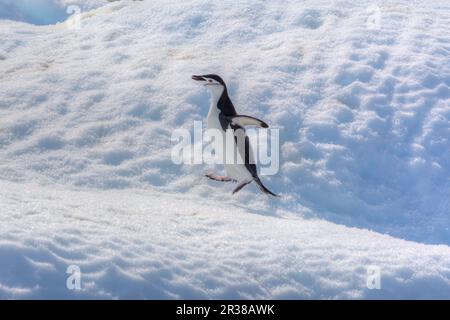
0;0;449;299
1;180;450;299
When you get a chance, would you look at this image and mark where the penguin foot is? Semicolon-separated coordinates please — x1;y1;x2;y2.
232;180;252;194
205;173;234;182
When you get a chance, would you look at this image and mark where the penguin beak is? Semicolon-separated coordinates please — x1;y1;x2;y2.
192;75;206;82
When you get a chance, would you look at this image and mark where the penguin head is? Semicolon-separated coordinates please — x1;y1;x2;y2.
192;74;226;97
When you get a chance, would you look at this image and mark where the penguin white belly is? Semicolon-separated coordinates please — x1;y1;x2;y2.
225;163;253;181
206;105;227;165
206;104;253;182
225;127;253;182
206;105;221;132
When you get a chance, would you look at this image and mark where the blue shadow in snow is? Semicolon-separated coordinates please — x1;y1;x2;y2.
0;0;70;26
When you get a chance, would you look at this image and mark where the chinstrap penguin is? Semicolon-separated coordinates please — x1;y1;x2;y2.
192;74;278;197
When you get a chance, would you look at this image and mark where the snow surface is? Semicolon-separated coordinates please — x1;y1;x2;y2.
1;179;450;299
0;0;449;298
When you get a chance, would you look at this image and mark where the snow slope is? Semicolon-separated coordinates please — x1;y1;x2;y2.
0;0;449;298
1;179;450;299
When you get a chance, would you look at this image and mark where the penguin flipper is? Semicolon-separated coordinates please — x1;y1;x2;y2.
229;115;269;128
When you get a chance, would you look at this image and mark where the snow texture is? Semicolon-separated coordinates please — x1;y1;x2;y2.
0;0;449;299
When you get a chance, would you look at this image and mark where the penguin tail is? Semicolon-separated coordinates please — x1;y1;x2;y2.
253;176;279;198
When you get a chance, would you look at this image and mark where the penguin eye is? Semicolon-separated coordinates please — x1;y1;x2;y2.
208;79;212;83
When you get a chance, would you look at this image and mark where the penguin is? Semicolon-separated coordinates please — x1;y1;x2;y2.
192;74;278;197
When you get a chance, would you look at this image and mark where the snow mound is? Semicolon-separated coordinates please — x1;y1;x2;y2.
1;0;449;244
1;180;449;299
0;0;450;299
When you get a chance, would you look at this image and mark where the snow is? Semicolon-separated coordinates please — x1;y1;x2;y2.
1;180;450;299
0;0;449;298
